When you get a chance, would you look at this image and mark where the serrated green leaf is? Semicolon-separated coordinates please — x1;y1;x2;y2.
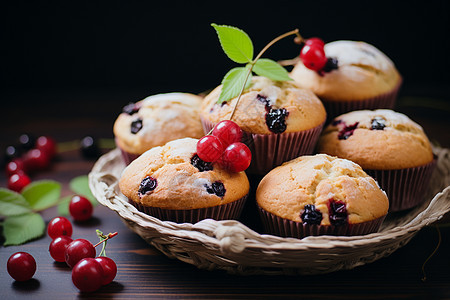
21;180;61;211
253;58;293;81
211;23;253;64
70;175;97;206
3;213;45;246
57;195;72;216
217;65;252;105
0;188;32;216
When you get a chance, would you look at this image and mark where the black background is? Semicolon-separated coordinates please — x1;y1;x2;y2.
1;0;449;102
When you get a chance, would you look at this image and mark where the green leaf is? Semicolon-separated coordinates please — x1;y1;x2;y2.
57;195;72;216
0;188;32;216
217;65;252;105
3;213;45;246
21;180;61;211
253;58;293;81
211;23;253;64
70;175;97;205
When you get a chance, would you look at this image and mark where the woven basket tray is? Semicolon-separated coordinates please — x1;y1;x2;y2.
89;147;450;275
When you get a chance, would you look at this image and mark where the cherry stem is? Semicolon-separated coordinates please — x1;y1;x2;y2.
228;29;301;122
421;225;441;282
93;231;118;248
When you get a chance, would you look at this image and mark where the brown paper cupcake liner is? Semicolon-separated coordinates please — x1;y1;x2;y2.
201;118;324;175
365;156;437;212
115;138;141;165
129;194;248;223
322;79;402;121
258;206;386;239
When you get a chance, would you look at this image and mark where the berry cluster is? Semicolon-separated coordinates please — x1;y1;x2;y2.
47;216;118;292
300;37;338;75
5;134;57;192
7;217;118;293
197;120;251;173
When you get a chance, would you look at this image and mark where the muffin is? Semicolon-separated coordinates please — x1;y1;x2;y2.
119;137;250;223
291;41;402;120
256;154;389;238
201;76;327;174
317;109;436;211
114;92;204;164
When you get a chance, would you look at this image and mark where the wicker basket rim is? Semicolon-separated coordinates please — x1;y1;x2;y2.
89;147;450;253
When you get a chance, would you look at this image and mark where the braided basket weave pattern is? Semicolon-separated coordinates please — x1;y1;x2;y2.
89;147;450;275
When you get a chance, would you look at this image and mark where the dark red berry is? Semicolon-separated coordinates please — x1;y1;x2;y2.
72;258;104;292
5;158;25;176
212;120;243;146
337;122;359;140
300;204;323;225
49;236;73;262
266;108;289;134
130;119;143;134
4;145;22;163
371;117;386;130
197;135;225;162
219;142;252;173
122;102;140;115
69;195;93;222
47;216;73;239
300;43;328;71
328;200;348;226
305;37;325;48
205;181;226;197
23;148;50;172
19;134;36;151
80;136;101;159
65;238;96;268
8;173;31;192
138;176;158;196
95;256;117;285
36;136;57;159
7;252;36;281
190;154;213;172
320;57;339;75
256;94;272;108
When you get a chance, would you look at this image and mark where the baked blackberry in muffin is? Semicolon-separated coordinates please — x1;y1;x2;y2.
114;92;204;164
317;109;436;211
256;154;389;238
200;76;326;174
119;138;250;223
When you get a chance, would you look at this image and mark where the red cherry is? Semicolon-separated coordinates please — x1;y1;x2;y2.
305;37;325;48
23;148;50;172
8;173;31;192
196;135;225;162
69;195;93;222
5;158;26;176
49;236;73;262
65;238;96;268
47;216;73;239
300;44;328;71
7;252;36;281
95;256;117;285
219;142;252;172
212;120;243;146
72;258;104;292
36;136;57;159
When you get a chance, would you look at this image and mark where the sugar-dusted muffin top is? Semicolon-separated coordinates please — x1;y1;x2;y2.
291;41;401;101
317;109;434;170
256;154;389;225
119;138;250;210
201;76;326;134
114;92;204;155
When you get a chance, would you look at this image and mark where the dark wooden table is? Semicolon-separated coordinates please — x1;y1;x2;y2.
1;89;449;299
